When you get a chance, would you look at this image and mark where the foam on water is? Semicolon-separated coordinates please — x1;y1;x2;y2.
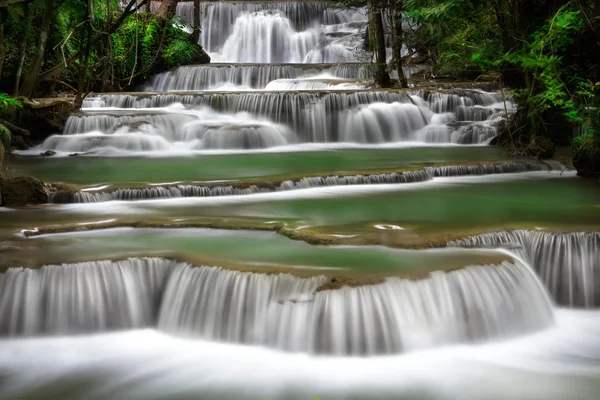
0;309;598;400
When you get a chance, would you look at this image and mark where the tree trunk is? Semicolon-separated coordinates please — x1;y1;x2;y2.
156;0;180;20
368;0;390;87
191;0;201;44
14;4;32;95
391;1;407;88
19;0;56;96
100;0;112;91
75;0;95;108
0;9;6;80
74;26;93;109
31;0;149;88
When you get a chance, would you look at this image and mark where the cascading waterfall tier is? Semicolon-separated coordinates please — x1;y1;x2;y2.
51;106;296;152
152;1;365;52
151;1;367;62
145;64;374;91
0;258;554;355
449;231;600;308
31;89;516;154
51;161;560;203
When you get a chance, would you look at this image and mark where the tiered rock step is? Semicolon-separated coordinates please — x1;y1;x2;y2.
143;63;430;91
62;89;509;149
147;0;367;63
0;256;553;355
50;161;562;203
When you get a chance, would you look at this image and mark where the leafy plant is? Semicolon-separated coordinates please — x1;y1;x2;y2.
0;94;23;112
110;13;197;83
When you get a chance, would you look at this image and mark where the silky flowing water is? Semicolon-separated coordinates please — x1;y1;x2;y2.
1;1;599;399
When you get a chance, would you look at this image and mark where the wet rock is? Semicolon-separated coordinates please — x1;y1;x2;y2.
20;100;75;143
40;150;57;157
526;136;555;159
573;153;600;179
0;176;48;206
189;45;211;64
315;276;384;292
9;134;30;150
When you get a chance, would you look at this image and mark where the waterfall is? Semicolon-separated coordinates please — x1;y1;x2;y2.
48;89;513;153
338;103;429;142
146;64;374;92
217;11;320;63
154;1;366;53
50;162;559;203
155;1;367;58
0;259;178;335
45;106;297;152
449;231;600;307
0;258;554;355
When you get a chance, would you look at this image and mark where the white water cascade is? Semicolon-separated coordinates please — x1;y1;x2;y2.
26;89;514;155
151;1;366;57
47;105;296;153
449;231;600;308
145;64;373;91
218;12;320;63
51;161;560;203
0;257;554;355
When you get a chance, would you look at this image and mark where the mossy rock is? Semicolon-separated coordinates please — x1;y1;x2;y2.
0;176;48;206
189;45;211;64
573;153;600;178
526;136;555;159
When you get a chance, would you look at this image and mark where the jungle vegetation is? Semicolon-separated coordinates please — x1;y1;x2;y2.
352;0;599;172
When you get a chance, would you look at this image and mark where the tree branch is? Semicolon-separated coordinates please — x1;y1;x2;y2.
32;0;150;86
0;119;30;137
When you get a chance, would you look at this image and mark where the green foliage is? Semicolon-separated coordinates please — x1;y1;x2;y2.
0;0;197;92
505;8;584;118
572;82;600;157
163;37;198;68
111;13;196;82
405;0;503;75
0;94;23;112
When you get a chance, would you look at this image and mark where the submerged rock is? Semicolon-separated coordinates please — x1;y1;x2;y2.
0;176;48;206
40;150;57;157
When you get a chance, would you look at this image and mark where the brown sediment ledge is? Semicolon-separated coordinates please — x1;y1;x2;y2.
17;216;600;250
44;158;569;199
0;250;512;291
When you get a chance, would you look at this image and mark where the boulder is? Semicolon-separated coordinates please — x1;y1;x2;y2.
0;176;48;207
189;45;211;65
573;153;600;178
526;136;555;159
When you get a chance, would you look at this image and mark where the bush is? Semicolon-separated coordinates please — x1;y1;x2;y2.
573;124;600;163
111;13;197;82
0;94;23;113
